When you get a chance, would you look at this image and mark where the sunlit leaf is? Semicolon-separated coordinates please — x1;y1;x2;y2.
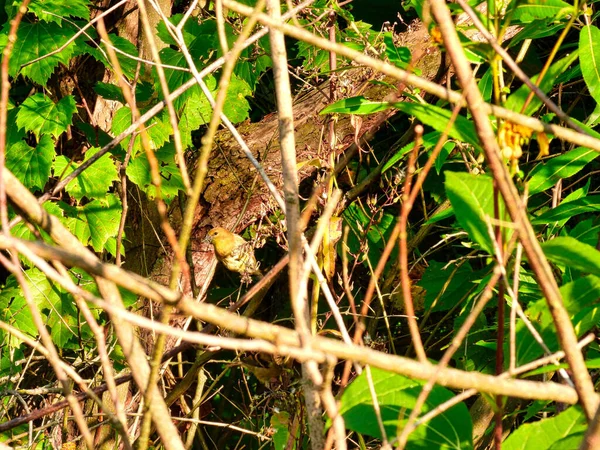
527;147;599;195
6;135;55;190
541;236;600;276
503;407;585;450
580;25;600;107
16;94;77;139
320;96;392;115
339;367;473;449
0;21;77;85
444;172;508;253
531;196;600;224
512;0;572;23
53;147;118;202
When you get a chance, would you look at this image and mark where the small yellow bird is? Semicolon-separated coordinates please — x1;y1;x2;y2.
204;227;261;283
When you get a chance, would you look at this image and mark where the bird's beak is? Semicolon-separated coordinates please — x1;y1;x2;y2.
203;234;213;244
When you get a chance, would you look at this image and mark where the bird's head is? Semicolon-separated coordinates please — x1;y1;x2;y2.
204;227;237;256
204;227;229;244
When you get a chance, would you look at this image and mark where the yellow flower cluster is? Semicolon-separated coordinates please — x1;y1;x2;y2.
498;121;533;175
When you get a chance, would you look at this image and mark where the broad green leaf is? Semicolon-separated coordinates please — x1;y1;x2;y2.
434;141;456;174
16;94;76;139
394;102;481;150
0;21;77;85
28;0;90;24
0;276;37;340
158;47;198;109
94;81;154;105
61;195;122;253
527;147;600;194
156;13;204;47
6;135;55;190
53;147;118;202
320;96;391;115
512;0;572;24
179;90;213;148
111;107;172;156
509;20;565;48
126;143;186;204
101;34;139;80
223;74;252;123
531;195;600;224
94;82;126;103
570;218;600;248
271;411;293;450
236;37;272;90
541;236;600;276
548;433;585;450
548;181;589;231
339;367;473;449
3;267;78;348
580;25;600;107
0;349;24;378
503;407;585;450
478;68;493;103
444;172;506;254
516;275;600;364
505;51;578;116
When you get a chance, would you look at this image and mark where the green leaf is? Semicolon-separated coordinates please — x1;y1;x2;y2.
505;51;578;116
339;367;473;449
320;96;391;115
509;20;565;48
444;172;505;254
0;21;77;85
111;107;172;156
94;82;126;103
512;0;572;24
6;134;55;190
179;90;212;148
16;94;77;139
580;25;600;107
102;34;139;80
61;195;122;253
0;277;37;340
531;195;600;224
516;275;600;364
527;147;600;194
28;0;90;24
223;74;252;123
156;13;204;47
126;143;186;204
271;411;292;450
541;236;600;276
53;147;118;202
503;407;585;450
236;37;272;90
569;218;600;248
394;103;481;150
